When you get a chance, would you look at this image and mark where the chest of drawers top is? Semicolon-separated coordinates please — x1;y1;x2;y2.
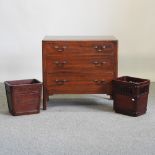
43;36;117;41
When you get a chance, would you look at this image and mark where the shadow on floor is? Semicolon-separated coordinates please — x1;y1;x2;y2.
46;94;114;112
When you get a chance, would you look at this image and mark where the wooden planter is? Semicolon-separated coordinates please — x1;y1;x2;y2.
112;76;150;116
4;79;42;116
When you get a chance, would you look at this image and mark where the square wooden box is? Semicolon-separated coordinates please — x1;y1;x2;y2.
112;76;150;116
4;79;42;116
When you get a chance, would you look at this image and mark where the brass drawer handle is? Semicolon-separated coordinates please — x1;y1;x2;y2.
93;80;106;85
54;61;67;66
101;61;107;64
97;49;103;52
94;45;109;52
55;79;68;85
102;45;106;49
93;61;107;66
93;61;100;65
54;46;67;52
94;45;104;52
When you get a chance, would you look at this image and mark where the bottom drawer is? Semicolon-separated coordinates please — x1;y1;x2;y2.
47;81;112;94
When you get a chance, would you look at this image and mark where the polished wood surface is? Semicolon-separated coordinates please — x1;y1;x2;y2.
4;79;42;116
42;36;118;110
112;76;150;116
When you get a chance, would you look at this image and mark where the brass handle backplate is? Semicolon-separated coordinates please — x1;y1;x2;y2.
54;61;67;67
54;46;67;52
94;45;106;52
93;44;112;52
55;79;68;85
93;61;107;66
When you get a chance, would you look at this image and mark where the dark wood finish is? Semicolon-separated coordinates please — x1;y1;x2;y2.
46;55;114;72
112;76;150;116
42;36;118;110
4;79;42;116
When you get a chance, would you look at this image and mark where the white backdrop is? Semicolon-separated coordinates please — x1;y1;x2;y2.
0;0;155;82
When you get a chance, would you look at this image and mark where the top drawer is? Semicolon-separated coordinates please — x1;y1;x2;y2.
43;41;116;56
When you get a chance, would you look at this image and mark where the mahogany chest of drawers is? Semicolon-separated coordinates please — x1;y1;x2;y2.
42;36;118;110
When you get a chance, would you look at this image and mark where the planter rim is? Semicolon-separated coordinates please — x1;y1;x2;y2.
4;79;42;87
113;76;150;85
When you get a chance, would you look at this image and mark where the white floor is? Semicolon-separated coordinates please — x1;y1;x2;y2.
0;83;155;155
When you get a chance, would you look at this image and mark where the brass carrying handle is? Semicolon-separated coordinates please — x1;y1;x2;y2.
93;80;106;85
54;46;67;52
55;79;68;85
54;61;67;66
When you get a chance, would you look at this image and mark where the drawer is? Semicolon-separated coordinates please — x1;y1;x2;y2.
46;71;114;86
47;80;112;94
45;55;115;72
45;71;113;94
43;41;115;56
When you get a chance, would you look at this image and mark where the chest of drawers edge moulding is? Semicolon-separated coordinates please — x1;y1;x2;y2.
42;36;118;110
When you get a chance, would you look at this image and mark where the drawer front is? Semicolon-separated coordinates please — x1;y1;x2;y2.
46;55;115;72
45;70;113;94
47;81;111;94
46;71;113;95
43;41;115;56
46;70;114;85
